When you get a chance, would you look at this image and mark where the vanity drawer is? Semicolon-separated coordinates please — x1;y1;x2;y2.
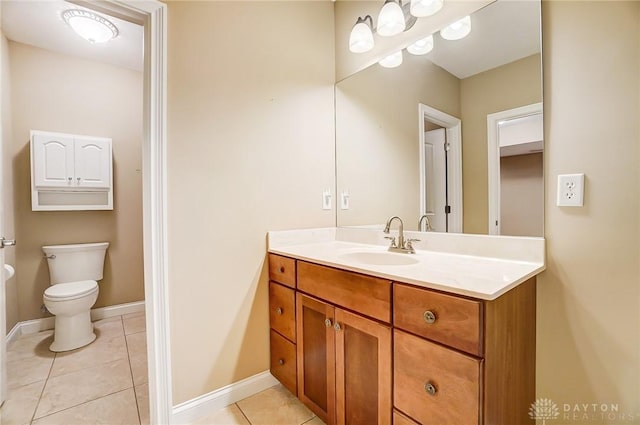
269;254;296;288
393;410;419;425
394;330;481;425
394;284;483;356
270;330;297;395
269;282;296;342
297;261;391;323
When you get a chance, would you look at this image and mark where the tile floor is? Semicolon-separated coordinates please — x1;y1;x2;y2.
2;311;324;425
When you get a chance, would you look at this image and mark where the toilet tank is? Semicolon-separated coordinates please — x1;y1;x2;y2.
42;242;109;284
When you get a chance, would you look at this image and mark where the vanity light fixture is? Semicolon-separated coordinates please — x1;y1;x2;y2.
349;15;375;53
407;34;434;55
62;9;119;44
440;15;471;41
410;0;444;18
379;50;403;68
377;0;406;37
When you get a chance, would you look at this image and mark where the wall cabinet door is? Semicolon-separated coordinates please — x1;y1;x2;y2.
32;133;75;188
74;138;111;189
297;294;336;424
335;308;391;425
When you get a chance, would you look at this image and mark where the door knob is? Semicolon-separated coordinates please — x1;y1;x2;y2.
0;237;16;248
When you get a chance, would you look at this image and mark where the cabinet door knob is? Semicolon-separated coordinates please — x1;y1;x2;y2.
278;359;285;366
279;266;285;273
67;177;72;182
424;382;437;396
334;322;342;332
77;177;81;182
325;318;332;328
423;310;437;324
276;307;283;315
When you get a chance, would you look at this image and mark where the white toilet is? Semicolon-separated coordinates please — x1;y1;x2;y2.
42;242;109;352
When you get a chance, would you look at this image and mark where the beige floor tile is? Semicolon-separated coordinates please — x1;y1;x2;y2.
237;384;314;425
7;331;54;362
0;380;46;425
127;332;148;386
32;388;140;425
303;417;325;425
50;334;128;377
123;314;146;335
34;358;133;419
135;383;149;425
7;354;54;390
93;317;125;339
189;404;250;425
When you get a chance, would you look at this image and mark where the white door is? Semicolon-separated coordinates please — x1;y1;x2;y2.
0;126;13;406
74;137;111;189
31;133;75;188
423;128;447;232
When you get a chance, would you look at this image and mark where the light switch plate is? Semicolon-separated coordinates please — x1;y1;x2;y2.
557;173;584;207
341;190;350;210
322;189;332;210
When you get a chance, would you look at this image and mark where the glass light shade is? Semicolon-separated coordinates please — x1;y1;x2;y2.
407;35;434;55
62;9;119;44
377;0;406;37
349;17;375;53
440;15;471;41
379;51;403;68
410;0;444;18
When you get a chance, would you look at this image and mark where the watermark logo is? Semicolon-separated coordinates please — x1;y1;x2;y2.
529;398;560;424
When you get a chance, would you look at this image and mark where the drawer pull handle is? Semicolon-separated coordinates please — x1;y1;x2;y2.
276;307;283;315
325;318;333;328
424;382;437;396
278;359;285;366
423;310;437;324
334;322;342;332
279;266;285;273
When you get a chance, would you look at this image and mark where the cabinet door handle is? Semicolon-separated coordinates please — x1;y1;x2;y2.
67;177;72;182
423;310;437;324
424;382;437;396
334;322;342;332
278;359;285;366
325;318;332;328
276;307;283;315
279;266;285;273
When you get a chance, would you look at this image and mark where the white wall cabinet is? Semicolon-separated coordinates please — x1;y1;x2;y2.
31;130;113;211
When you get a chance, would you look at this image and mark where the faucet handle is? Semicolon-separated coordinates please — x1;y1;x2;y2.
405;238;420;250
384;236;397;247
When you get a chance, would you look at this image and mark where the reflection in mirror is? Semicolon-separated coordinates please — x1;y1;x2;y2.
335;0;543;236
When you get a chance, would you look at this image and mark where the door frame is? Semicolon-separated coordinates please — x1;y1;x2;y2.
418;104;462;233
486;102;543;235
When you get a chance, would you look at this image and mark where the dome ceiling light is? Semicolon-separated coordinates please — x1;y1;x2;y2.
62;9;119;44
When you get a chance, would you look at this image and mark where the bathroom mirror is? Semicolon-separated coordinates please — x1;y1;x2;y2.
335;0;543;236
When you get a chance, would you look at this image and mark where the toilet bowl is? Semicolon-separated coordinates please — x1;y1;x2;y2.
42;242;109;352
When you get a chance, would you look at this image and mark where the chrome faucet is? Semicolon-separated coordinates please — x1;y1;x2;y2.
384;216;419;254
419;214;433;232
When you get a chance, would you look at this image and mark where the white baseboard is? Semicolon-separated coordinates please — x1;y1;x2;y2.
171;371;279;424
7;300;145;340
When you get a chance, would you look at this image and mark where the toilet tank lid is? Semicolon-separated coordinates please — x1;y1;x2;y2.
44;280;98;298
42;242;109;253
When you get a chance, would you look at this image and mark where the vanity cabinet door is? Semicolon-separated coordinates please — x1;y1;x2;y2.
335;309;391;425
296;294;335;424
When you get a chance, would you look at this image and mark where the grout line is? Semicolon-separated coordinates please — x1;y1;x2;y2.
124;315;144;425
30;337;57;424
30;388;134;423
235;402;253;425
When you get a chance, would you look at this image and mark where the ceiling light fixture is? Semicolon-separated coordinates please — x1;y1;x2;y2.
379;50;403;68
377;0;406;37
349;15;375;53
62;9;119;44
410;0;444;18
440;15;471;41
407;34;434;55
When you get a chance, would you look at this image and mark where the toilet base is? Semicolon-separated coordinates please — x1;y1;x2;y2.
49;309;96;352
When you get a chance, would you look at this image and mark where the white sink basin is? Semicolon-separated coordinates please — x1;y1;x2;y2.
338;251;420;266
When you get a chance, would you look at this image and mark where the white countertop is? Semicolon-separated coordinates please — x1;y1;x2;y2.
267;228;545;301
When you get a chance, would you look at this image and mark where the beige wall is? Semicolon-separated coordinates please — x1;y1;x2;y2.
336;53;460;229
537;1;640;419
8;42;144;321
461;54;542;234
167;1;335;404
500;152;543;237
1;31;18;332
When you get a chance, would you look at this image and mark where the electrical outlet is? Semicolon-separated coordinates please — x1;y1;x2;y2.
557;173;584;207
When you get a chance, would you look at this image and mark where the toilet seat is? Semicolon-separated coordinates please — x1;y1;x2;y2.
44;280;98;301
